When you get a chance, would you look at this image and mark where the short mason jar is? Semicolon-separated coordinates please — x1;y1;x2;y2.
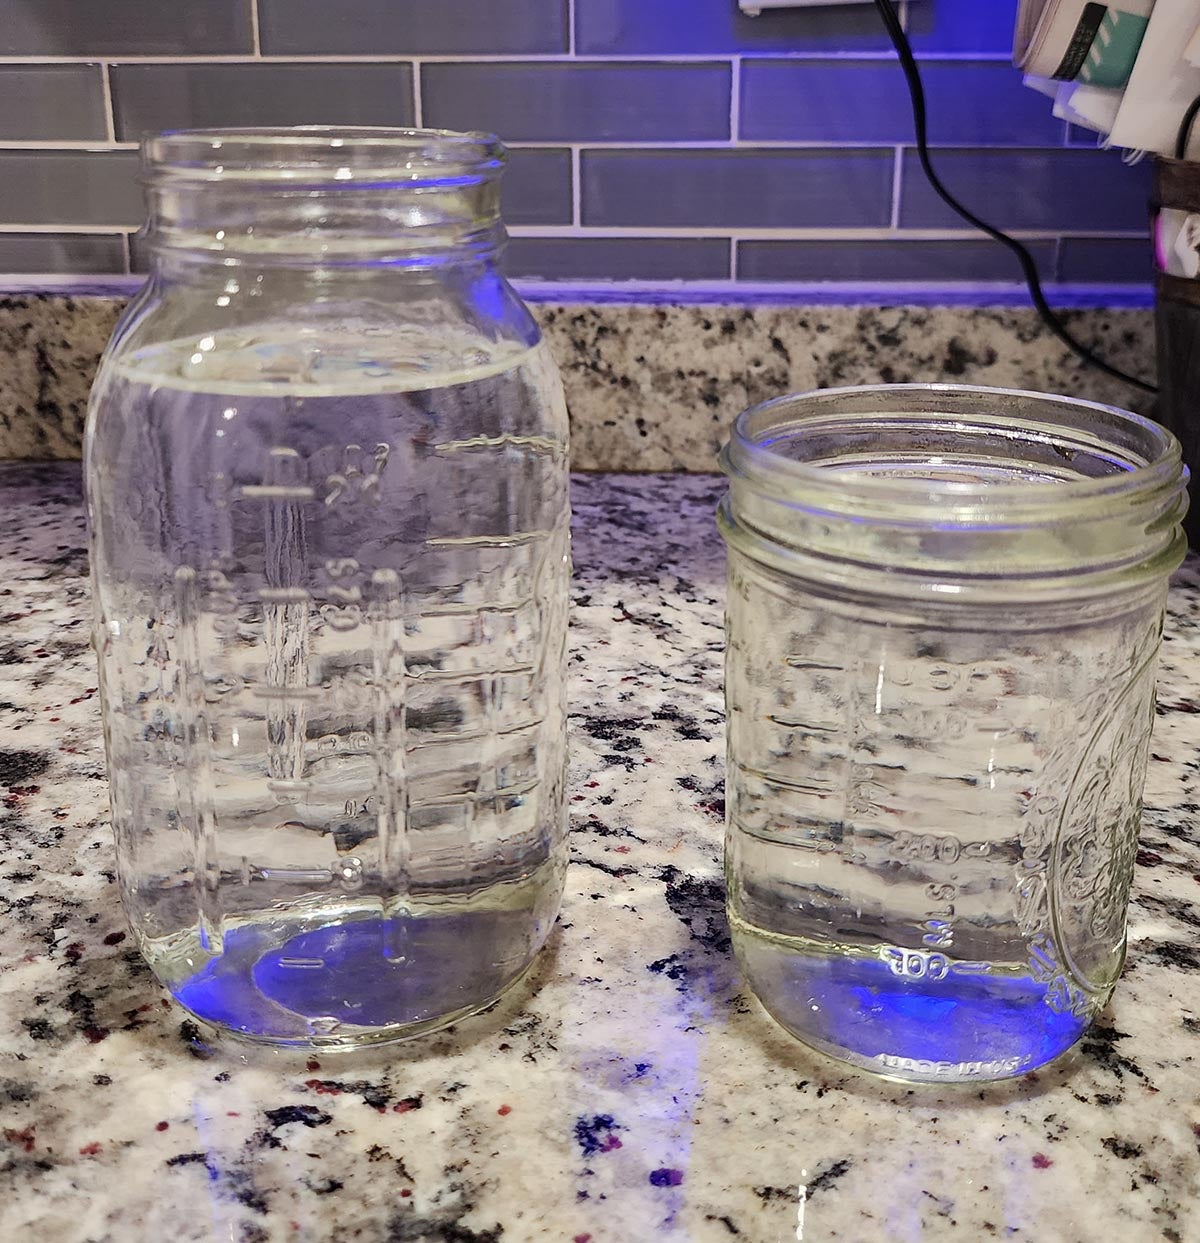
719;385;1187;1083
85;129;570;1048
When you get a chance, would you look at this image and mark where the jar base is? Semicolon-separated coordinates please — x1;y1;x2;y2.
169;944;541;1052
733;921;1103;1084
142;875;560;1050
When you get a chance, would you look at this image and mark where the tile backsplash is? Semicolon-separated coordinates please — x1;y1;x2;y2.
0;0;1154;290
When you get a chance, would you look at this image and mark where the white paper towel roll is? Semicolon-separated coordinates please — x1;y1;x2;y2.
1109;0;1200;157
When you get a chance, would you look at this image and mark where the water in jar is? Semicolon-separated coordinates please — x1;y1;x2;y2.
87;322;570;1047
726;535;1163;1083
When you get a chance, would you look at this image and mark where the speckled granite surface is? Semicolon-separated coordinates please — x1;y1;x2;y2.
541;303;1156;473
2;464;1198;1241
0;294;1156;471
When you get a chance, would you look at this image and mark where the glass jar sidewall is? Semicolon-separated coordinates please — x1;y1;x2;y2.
86;260;570;1045
722;543;1164;1078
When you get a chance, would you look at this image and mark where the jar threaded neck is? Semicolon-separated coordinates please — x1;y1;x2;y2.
720;384;1188;601
141;127;507;267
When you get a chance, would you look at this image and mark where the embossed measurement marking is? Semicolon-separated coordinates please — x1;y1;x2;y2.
267;778;313;796
249;684;322;701
768;716;839;733
240;484;315;501
258;587;311;604
241;863;333;885
880;947;950;981
238;856;366;892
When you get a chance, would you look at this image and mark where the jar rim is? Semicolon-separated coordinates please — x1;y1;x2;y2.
143;126;505;187
722;383;1185;520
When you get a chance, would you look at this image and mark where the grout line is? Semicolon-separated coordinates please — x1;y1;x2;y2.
0;140;140;150
121;232;133;275
0;222;1146;241
250;0;262;55
729;237;738;281
413;61;423;126
729;56;742;143
516;139;882;150
0;275;148;290
0;224;140;234
0;138;1111;153
0;274;1154;304
511;140;1074;152
568;0;576;56
571;147;582;228
502;224;1146;241
100;63;117;143
0;52;1017;66
507;279;1154;304
889;146;904;229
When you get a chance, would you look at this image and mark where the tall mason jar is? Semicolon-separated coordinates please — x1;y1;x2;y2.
85;129;570;1048
719;385;1187;1082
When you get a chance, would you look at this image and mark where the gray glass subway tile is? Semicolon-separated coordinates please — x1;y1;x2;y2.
1058;237;1153;283
737;237;1058;282
0;65;107;142
1067;124;1106;147
112;63;414;141
577;0;893;54
0;151;143;227
899;148;1153;231
0;0;252;56
582;148;893;228
423;62;730;144
907;0;1019;53
0;231;127;274
127;232;151;274
259;0;567;55
504;149;573;226
741;60;1062;146
505;236;729;280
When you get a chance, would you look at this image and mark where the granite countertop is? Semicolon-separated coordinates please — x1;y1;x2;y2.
1;462;1198;1243
0;293;1156;470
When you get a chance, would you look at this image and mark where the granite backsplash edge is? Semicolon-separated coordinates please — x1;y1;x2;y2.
0;293;1155;470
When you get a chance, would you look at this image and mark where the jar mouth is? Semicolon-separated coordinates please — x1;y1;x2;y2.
720;384;1188;600
143;126;505;189
140;126;508;265
722;384;1185;523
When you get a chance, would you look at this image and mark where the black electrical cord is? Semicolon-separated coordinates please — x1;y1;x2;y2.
872;0;1157;396
1176;91;1200;159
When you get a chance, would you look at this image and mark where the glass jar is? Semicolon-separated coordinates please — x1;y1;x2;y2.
719;385;1187;1083
85;129;570;1048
